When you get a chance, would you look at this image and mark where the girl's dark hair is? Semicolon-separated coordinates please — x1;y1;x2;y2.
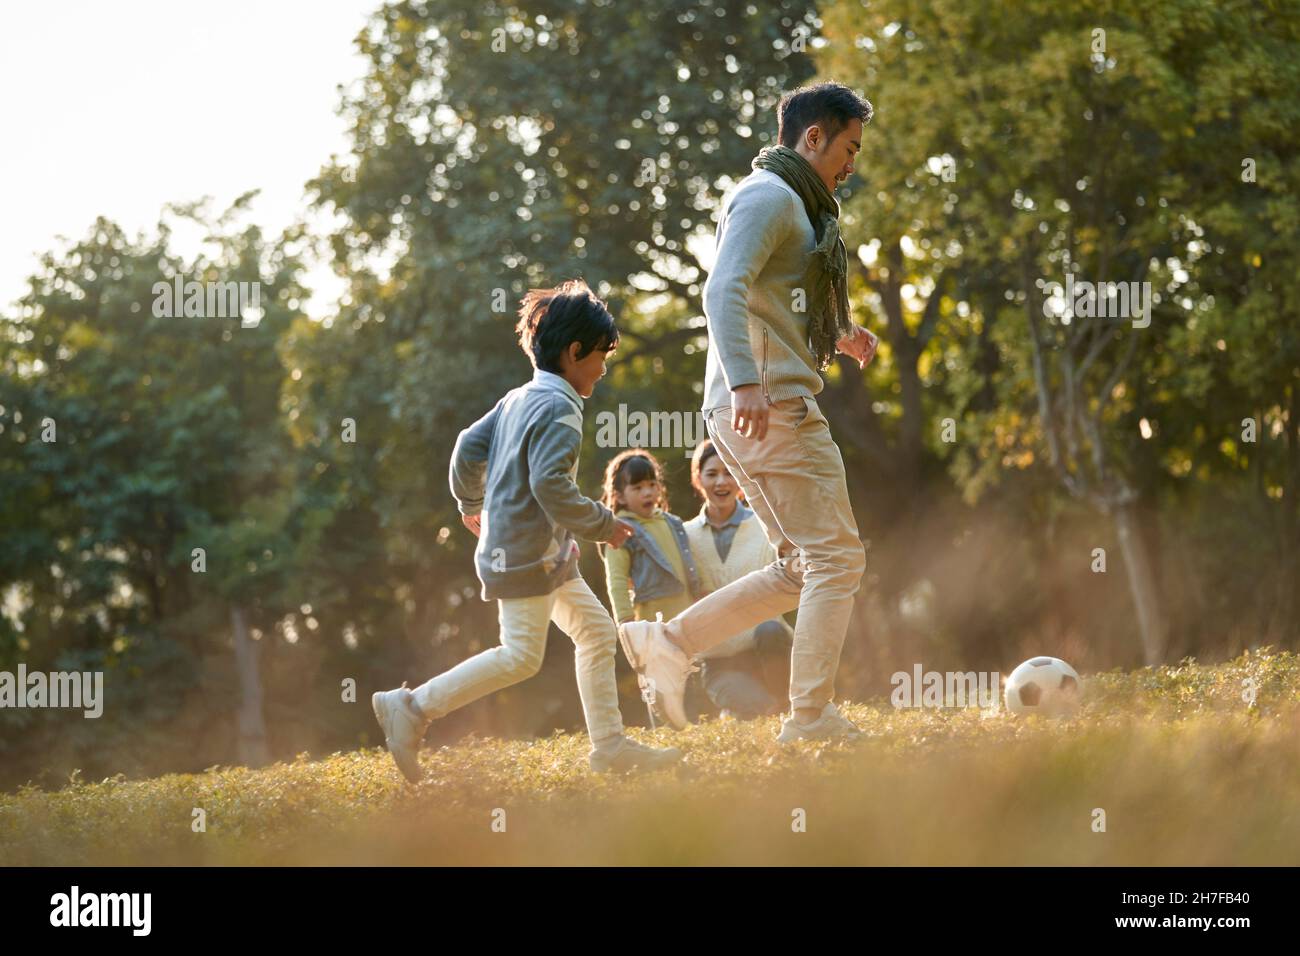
777;81;873;150
690;438;745;502
602;448;668;512
515;278;619;373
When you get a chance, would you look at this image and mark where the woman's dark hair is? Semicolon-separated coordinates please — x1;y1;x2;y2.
515;278;618;373
777;81;874;150
602;448;668;512
690;439;745;502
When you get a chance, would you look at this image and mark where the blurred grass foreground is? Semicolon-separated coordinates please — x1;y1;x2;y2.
2;650;1297;866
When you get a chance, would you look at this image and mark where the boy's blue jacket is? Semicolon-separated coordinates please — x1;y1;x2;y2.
450;369;618;600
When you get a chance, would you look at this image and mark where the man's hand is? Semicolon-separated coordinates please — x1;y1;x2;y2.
731;383;770;441
462;513;482;537
836;325;879;369
604;518;636;549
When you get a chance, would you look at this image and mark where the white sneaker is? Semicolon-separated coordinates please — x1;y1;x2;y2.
589;735;683;774
776;702;864;744
617;614;695;730
371;683;430;783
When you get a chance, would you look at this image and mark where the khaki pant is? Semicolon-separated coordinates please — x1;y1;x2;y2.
666;396;866;711
410;576;624;742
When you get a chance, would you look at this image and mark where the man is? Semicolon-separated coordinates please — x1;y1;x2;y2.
617;81;879;743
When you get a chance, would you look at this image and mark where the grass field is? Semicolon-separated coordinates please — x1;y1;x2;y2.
2;649;1297;866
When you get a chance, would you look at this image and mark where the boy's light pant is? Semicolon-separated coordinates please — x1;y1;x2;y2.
666;395;866;712
410;576;624;742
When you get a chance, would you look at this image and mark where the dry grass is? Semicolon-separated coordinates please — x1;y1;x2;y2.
2;649;1298;865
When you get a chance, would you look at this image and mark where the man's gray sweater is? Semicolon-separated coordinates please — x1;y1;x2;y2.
702;168;823;413
450;369;617;601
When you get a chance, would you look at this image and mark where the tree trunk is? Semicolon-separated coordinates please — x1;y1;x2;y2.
1112;501;1165;666
1266;380;1299;646
231;604;271;767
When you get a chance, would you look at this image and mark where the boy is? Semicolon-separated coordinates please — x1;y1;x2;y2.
372;279;683;782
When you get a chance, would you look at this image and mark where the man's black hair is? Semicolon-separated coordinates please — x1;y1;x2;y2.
776;81;874;150
515;278;618;373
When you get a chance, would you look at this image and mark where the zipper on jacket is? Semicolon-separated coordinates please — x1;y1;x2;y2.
761;327;771;404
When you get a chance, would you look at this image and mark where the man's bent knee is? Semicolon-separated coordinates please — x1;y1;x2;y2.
802;538;866;589
846;539;867;579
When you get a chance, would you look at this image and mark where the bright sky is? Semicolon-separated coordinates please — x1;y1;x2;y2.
0;0;381;320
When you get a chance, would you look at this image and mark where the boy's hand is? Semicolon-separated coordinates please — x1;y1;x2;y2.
462;513;482;537
732;383;769;441
604;518;636;549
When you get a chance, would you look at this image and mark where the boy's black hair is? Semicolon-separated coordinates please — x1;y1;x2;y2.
515;278;618;373
776;81;874;150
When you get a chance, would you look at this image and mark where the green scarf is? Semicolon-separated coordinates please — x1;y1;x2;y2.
751;144;853;370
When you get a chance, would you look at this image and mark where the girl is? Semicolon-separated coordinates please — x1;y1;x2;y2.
682;438;793;719
599;448;703;629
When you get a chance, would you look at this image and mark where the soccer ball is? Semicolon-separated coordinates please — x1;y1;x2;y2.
1004;657;1082;716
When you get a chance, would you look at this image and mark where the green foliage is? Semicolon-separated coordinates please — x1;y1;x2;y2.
0;0;1296;787
814;0;1299;660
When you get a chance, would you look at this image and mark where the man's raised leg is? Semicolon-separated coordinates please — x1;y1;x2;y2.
708;396;866;715
620;398;865;733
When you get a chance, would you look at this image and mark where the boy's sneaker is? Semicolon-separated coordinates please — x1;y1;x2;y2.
589;735;683;774
617;614;695;729
371;683;431;783
776;702;864;744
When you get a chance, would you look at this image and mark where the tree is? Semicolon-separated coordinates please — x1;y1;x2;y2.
817;0;1300;664
297;0;824;722
0;196;309;774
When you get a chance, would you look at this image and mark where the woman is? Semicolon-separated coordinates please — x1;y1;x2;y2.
682;439;793;719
